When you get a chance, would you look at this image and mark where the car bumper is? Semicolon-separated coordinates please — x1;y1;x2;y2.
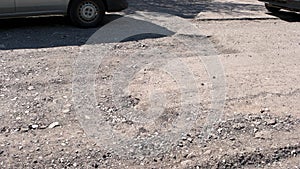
106;0;128;12
259;0;300;11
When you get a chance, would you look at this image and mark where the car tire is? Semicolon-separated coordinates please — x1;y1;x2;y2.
265;3;280;13
69;0;105;27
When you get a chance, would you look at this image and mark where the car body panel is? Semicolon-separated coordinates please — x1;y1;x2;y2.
0;0;127;19
259;0;300;11
0;0;15;14
106;0;128;12
15;0;68;13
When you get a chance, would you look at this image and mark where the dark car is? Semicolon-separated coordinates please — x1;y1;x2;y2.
0;0;128;27
259;0;300;13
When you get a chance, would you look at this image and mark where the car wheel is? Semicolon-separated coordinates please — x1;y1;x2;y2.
69;0;105;27
265;3;280;13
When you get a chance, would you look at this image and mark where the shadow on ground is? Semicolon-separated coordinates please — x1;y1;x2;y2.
0;13;173;50
268;10;300;22
0;15;122;50
0;0;270;50
125;0;265;18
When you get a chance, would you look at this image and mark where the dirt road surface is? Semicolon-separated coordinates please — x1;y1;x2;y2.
0;0;300;168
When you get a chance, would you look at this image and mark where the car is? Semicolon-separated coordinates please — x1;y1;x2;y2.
259;0;300;13
0;0;128;27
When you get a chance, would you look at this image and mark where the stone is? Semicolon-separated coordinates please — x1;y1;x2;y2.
204;150;212;155
62;109;70;113
255;131;272;139
20;127;29;132
233;123;245;130
265;119;276;125
28;86;35;91
180;160;193;167
187;138;193;143
48;122;60;129
30;124;39;129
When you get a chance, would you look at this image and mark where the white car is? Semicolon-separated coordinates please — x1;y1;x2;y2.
0;0;128;27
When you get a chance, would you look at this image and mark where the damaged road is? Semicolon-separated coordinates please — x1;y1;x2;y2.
0;0;300;168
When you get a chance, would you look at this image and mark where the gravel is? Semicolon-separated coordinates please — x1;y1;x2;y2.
0;0;300;168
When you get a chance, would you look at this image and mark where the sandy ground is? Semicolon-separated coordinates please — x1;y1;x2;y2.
0;0;300;168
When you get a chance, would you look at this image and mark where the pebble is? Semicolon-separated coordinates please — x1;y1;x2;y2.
291;150;297;156
62;109;70;113
20;127;29;132
186;152;196;158
178;142;184;147
229;137;236;141
181;136;187;141
233;123;245;130
28;86;35;91
254;131;272;139
260;108;270;113
203;150;212;155
180;160;193;167
11;97;18;101
30;124;39;129
187;138;193;143
48;122;60;129
265;119;276;125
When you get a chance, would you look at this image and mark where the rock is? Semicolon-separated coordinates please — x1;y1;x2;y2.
181;136;187;141
265;119;276;125
11;97;18;101
27;86;35;91
233;123;245;130
39;125;48;129
65;104;72;108
291;150;297;156
180;160;193;167
91;163;99;168
255;131;272;139
62;109;70;113
48;122;60;129
186;152;196;158
203;150;212;155
229;137;236;141
187;138;193;143
30;124;39;129
178;142;184;147
260;108;270;113
20;127;29;132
